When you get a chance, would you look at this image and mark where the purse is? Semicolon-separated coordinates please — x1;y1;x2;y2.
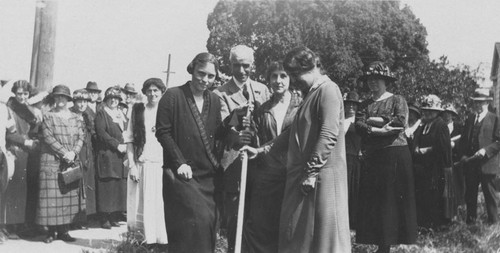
60;161;83;185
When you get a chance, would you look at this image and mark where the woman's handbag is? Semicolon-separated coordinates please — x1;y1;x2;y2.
60;161;83;185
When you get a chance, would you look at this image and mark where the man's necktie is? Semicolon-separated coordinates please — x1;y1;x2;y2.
242;83;249;101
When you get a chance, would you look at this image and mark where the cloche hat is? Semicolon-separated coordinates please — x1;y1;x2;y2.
51;85;72;101
420;94;444;111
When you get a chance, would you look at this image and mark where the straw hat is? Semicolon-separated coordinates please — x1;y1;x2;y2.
420;94;444;111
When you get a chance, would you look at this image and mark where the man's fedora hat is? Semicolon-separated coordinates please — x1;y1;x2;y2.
471;88;493;101
85;81;101;93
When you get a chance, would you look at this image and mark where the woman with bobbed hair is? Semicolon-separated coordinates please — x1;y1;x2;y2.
95;86;128;229
1;80;42;239
156;52;224;252
125;78;168;246
36;85;85;243
243;46;350;253
355;61;417;253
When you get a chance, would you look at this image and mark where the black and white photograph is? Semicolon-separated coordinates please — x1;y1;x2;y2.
1;0;500;252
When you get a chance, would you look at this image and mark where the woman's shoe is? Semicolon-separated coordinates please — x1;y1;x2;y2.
110;220;120;227
57;233;76;242
43;235;55;243
101;220;112;229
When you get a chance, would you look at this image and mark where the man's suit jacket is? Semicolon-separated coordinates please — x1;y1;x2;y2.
459;111;500;174
213;78;271;121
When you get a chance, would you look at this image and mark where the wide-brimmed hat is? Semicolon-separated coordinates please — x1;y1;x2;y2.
471;88;493;101
85;81;101;93
358;61;397;82
103;86;123;102
408;102;421;117
51;85;72;101
442;103;458;116
121;83;137;94
420;94;444;111
343;91;360;104
73;89;91;101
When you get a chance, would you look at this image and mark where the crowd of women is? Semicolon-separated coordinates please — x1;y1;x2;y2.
0;45;498;253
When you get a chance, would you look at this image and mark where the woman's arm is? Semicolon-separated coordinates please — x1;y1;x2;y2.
95;110;121;151
72;115;85;155
155;90;187;170
41;114;69;158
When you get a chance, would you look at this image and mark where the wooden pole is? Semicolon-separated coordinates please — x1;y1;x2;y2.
30;0;58;92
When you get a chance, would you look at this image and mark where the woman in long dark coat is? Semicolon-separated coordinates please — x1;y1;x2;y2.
243;61;301;253
69;89;97;223
156;52;223;253
413;95;454;228
95;87;128;229
36;85;85;243
355;61;417;253
2;80;42;238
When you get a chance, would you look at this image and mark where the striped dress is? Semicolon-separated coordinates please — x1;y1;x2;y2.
36;110;85;226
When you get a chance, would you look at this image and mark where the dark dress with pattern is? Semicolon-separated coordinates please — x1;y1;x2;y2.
156;83;223;253
412;116;454;228
70;106;97;216
355;94;417;245
36;111;85;225
2;98;42;225
95;108;127;214
243;93;301;253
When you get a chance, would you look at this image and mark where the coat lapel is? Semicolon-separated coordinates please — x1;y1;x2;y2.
227;79;247;106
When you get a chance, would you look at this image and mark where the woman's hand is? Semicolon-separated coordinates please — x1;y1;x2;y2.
63;151;76;162
301;175;317;195
380;122;404;135
177;164;192;180
129;163;139;182
117;144;127;153
240;145;259;159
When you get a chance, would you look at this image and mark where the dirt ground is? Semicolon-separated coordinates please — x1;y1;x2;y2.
0;222;127;253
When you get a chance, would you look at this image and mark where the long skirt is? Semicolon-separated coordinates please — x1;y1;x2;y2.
356;146;417;245
36;161;82;226
164;168;217;253
1;150;28;224
127;161;168;244
243;165;286;253
96;177;127;213
347;153;361;229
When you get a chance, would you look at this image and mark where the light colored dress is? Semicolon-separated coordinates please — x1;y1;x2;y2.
125;103;168;244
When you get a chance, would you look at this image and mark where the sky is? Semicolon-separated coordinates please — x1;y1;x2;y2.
1;0;499;92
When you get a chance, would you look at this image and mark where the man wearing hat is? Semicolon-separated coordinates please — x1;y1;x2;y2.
85;81;102;113
120;83;137;119
343;91;362;229
459;88;500;224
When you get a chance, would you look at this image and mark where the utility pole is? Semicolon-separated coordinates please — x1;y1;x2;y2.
30;0;58;92
163;54;175;88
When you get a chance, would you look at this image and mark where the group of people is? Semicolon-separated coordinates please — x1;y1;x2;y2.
0;44;498;253
0;78;169;246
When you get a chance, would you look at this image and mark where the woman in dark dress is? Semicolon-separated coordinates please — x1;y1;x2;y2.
156;52;223;253
2;80;42;239
343;91;362;230
95;87;128;229
441;103;465;206
243;61;301;253
413;95;454;228
36;85;85;243
355;61;417;253
69;89;97;225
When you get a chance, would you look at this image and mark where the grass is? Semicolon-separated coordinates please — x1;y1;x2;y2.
108;192;500;253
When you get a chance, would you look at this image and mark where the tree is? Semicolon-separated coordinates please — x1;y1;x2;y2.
206;0;480;116
207;0;428;84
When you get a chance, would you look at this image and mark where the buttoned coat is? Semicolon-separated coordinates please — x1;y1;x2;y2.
459;111;500;174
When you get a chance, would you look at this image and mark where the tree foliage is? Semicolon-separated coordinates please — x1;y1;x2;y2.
206;0;480;115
